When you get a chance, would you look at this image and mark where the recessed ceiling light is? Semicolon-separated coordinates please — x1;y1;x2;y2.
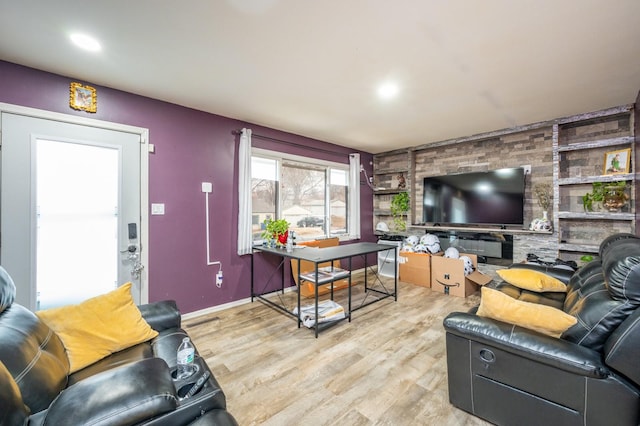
70;33;101;52
377;82;399;100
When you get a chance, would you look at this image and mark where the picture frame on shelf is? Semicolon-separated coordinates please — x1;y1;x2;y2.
69;82;97;113
603;148;630;175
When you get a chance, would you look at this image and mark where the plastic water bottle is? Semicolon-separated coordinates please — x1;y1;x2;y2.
286;231;293;253
176;337;195;379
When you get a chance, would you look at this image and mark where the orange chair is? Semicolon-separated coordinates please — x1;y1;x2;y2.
291;237;352;298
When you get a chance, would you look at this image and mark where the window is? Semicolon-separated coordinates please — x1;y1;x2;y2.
251;150;352;242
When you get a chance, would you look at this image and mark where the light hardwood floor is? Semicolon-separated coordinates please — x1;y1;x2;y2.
183;274;491;425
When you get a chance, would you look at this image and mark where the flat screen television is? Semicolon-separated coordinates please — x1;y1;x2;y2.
422;168;525;227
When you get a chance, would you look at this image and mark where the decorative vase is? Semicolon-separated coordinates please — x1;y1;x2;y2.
529;211;552;232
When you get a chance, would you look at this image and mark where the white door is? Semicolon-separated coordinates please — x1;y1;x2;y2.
1;111;146;310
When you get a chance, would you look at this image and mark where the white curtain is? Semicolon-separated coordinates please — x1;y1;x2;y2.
237;128;253;255
348;153;361;239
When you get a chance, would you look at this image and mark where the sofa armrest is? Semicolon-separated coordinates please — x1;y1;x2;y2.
188;409;239;426
43;358;178;426
444;311;609;378
605;308;640;387
139;300;182;331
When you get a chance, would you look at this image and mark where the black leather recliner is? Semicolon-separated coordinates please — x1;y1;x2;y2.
0;267;238;426
444;233;640;426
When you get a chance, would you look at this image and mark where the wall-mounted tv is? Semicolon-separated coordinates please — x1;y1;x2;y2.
422;168;525;227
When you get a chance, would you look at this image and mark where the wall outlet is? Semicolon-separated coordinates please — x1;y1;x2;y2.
522;165;531;174
215;270;223;287
201;182;212;193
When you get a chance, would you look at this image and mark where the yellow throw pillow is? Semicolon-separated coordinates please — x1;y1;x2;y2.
496;268;567;293
477;287;577;338
36;283;158;373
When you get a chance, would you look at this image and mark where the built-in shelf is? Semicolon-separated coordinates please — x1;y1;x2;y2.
557;211;635;220
373;168;408;175
554;107;636;261
373;188;406;195
557;136;634;152
558;173;634;186
409;224;551;235
373;210;407;216
558;243;599;254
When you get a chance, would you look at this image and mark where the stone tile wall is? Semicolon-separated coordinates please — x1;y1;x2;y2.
413;129;554;226
373;106;636;266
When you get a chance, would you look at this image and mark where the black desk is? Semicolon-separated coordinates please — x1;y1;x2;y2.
251;242;398;337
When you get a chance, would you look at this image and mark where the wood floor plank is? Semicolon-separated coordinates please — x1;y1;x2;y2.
184;274;491;425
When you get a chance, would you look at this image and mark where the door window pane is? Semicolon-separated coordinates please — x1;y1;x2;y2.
36;140;119;309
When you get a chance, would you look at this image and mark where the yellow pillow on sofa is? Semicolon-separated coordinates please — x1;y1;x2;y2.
496;268;567;293
477;287;577;338
36;283;158;373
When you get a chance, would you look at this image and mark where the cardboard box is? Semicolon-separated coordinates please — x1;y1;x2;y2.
399;252;441;288
431;253;492;297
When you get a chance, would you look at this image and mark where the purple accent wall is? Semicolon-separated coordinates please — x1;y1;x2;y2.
0;60;376;313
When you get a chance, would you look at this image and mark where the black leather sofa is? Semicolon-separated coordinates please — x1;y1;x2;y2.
0;267;238;426
444;233;640;425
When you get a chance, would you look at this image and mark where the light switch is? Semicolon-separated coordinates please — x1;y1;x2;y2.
151;203;165;215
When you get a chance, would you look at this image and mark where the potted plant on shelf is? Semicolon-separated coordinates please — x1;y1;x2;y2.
582;181;629;213
582;182;605;212
390;191;409;232
262;218;289;247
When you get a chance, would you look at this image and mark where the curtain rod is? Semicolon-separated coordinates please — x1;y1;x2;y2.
233;129;349;158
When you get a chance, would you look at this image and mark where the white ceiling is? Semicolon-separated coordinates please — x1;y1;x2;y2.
1;1;639;153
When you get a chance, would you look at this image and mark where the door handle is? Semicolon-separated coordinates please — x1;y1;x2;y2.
120;244;143;279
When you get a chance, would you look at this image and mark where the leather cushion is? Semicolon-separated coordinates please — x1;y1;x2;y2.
139;299;182;331
598;233;638;257
68;341;153;386
0;266;16;314
0;304;69;413
602;239;640;303
0;360;29;426
565;260;603;297
562;237;640;351
42;358;177;426
604;308;640;387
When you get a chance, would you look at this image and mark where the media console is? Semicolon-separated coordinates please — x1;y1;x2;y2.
430;230;514;266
